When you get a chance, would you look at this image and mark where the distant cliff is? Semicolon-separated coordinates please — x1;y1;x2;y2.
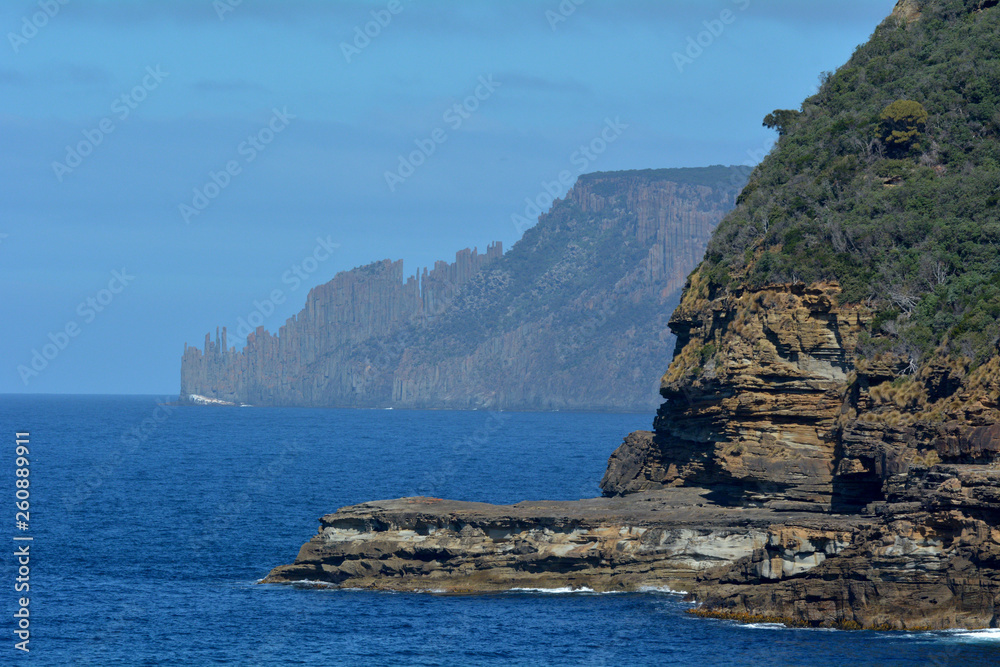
181;244;503;406
181;166;748;411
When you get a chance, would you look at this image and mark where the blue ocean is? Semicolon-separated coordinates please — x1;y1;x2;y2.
2;395;998;666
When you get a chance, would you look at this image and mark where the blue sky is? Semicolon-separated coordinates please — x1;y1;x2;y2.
0;0;898;394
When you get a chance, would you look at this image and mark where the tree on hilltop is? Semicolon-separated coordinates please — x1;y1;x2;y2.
763;109;801;136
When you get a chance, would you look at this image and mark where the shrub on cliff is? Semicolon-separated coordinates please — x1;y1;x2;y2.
879;100;929;155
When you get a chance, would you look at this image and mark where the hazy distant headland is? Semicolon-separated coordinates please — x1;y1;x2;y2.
181;166;748;412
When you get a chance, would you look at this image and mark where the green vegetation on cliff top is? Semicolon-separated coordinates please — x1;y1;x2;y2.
702;0;1000;364
581;165;750;190
425;166;746;352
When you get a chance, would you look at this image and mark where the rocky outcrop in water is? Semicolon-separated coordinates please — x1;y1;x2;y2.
182;167;746;411
261;490;866;595
264;277;1000;628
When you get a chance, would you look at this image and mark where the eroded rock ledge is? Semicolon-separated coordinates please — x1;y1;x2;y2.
691;465;1000;630
263;475;1000;629
262;489;866;595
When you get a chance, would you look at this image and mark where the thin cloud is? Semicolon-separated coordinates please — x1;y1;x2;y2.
51;0;898;43
48;64;115;87
0;69;29;87
56;0;371;24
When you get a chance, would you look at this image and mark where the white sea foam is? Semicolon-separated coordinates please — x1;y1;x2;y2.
508;586;599;594
284;579;337;588
886;628;1000;641
946;628;1000;641
637;585;689;595
185;393;238;406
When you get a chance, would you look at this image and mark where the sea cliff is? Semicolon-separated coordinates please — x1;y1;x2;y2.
600;276;1000;628
182;167;745;412
262;0;1000;630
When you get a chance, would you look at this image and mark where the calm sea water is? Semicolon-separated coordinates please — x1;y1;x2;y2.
1;394;997;666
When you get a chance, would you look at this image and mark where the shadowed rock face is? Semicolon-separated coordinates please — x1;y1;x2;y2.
690;466;1000;630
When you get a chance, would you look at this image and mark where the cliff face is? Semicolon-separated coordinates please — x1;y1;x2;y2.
598;276;1000;627
262;0;1000;630
182;166;746;411
602;276;998;514
602;281;871;511
596;0;1000;627
180;245;503;407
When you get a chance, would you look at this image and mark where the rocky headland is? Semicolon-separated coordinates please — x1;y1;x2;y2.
263;0;1000;630
181;166;746;412
263;276;1000;628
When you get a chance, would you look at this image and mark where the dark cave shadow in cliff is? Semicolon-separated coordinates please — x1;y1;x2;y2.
830;471;885;514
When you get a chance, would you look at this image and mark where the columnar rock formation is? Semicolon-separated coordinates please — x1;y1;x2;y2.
181;167;746;411
181;244;502;407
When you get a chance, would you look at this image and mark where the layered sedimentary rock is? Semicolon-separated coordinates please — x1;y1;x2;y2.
602;281;870;511
182;167;746;411
691;465;1000;630
261;490;866;595
596;274;1000;627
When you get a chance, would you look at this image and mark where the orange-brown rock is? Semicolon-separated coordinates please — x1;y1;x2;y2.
598;268;1000;628
603;280;872;511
